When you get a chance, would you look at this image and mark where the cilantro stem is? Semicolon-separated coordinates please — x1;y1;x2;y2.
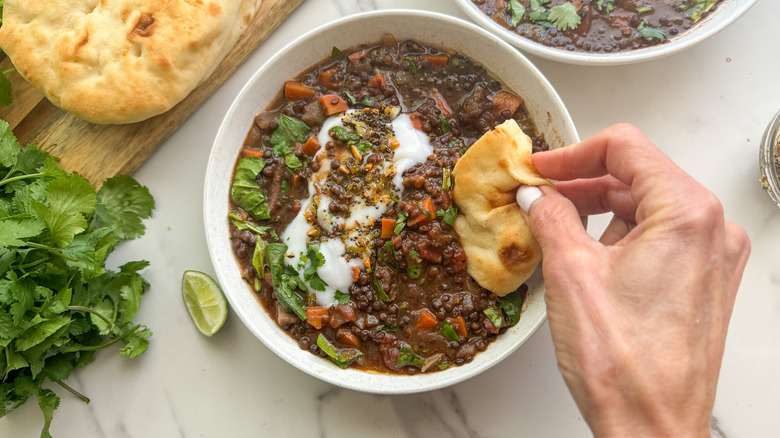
68;324;144;352
24;242;79;262
2;68;14;75
0;170;49;187
55;380;90;404
68;305;113;328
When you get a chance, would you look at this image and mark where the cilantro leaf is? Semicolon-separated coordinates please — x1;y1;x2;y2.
32;173;97;248
37;389;60;438
334;290;350;304
548;3;581;31
0;119;21;167
436;204;458;227
637;19;667;41
507;0;526;27
0;218;45;247
95;175;155;240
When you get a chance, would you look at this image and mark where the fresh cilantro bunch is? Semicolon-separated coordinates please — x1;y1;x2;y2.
0;119;155;437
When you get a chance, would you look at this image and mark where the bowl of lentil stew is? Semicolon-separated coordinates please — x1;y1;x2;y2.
454;0;757;65
205;10;578;393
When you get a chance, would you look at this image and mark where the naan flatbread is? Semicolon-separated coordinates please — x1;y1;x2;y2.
0;0;261;124
452;119;552;296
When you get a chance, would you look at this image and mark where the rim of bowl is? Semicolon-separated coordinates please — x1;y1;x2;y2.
204;9;577;394
760;109;780;209
452;0;758;66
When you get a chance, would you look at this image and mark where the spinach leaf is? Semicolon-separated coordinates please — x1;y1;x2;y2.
230;156;270;220
396;342;425;368
317;333;362;368
499;290;524;326
270;115;310;158
265;243;306;320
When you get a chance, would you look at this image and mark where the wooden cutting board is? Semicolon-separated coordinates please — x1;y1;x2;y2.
0;0;304;186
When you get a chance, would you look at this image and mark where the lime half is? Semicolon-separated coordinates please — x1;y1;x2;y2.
182;270;227;337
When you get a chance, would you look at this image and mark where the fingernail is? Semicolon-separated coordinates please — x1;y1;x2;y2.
516;186;543;213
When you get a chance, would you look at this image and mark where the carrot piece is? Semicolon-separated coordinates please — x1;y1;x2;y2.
351;266;361;283
448;316;468;338
429;87;453;118
242;148;265;158
319;94;349;115
415;308;438;331
347;48;368;63
301;135;321;156
421;53;449;67
318;68;340;90
306;306;330;329
408;198;436;227
284;81;315;101
491;90;523;117
369;73;386;89
336;329;361;349
380;218;396;239
409;113;423;130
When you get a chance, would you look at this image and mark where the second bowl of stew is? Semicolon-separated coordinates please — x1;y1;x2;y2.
204;9;578;393
454;0;758;65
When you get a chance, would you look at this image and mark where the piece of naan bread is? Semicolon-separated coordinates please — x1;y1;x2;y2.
0;0;261;124
452;119;552;296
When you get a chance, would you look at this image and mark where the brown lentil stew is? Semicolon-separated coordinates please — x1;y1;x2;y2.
228;35;548;374
471;0;724;53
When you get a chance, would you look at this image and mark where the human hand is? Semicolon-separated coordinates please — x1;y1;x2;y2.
519;124;751;437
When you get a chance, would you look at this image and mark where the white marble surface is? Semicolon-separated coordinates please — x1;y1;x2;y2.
2;0;779;436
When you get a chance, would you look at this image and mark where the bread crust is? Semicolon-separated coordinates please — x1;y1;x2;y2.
0;0;261;124
452;119;552;296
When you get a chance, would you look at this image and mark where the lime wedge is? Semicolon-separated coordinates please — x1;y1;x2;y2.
182;270;227;337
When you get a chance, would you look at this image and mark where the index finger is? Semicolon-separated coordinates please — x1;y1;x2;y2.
531;123;707;223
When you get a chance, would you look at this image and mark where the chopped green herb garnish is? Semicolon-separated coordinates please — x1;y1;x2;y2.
679;0;717;23
394;211;408;235
302;245;328;292
441;321;460;341
406;249;422;279
507;0;526;27
228;213;270;235
396;342;425;368
317;334;362;368
334;290;351;305
439;114;450;134
418;202;433;219
436;205;458;227
331;46;342;57
355;140;373;154
441;168;452;191
636;6;653;14
403;56;420;75
372;274;392;302
329;126;360;143
484;307;505;329
548;3;581;31
637;19;667;41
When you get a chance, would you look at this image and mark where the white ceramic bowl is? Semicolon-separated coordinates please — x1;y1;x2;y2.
453;0;757;66
204;10;578;394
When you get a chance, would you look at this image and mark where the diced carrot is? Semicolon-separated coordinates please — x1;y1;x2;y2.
284;81;315;101
415;308;438;331
319;94;349;115
306;306;330;329
351;266;361;283
408;198;436;227
421;53;449;67
336;329;361;349
318;68;340;90
429;87;453;118
491;90;523;117
409;113;423;130
242;148;265;158
347;48;368;63
448;316;468;338
301;135;321;156
369;73;386;89
380;218;396;239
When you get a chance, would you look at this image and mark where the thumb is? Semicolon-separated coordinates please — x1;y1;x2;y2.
517;185;592;255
